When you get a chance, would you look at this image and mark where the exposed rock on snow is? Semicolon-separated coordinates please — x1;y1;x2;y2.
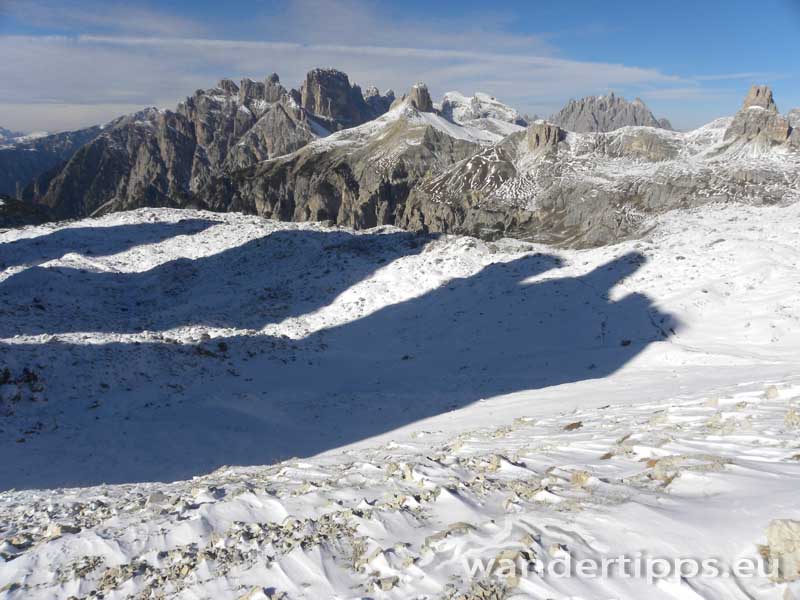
391;82;435;113
525;120;565;154
724;85;792;146
742;84;779;111
765;519;800;582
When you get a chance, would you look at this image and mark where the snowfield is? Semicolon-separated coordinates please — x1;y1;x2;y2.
1;203;800;599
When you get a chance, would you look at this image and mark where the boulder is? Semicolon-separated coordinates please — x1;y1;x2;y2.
765;519;800;582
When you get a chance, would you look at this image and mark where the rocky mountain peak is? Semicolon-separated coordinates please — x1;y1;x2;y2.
742;85;778;111
724;85;792;146
526;120;565;154
440;92;527;126
239;75;287;104
408;83;433;112
299;68;375;130
0;126;24;142
363;86;396;118
216;79;240;96
391;83;434;113
549;93;668;132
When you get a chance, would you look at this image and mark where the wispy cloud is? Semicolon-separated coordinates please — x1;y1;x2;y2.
0;0;206;37
0;0;777;131
692;72;786;82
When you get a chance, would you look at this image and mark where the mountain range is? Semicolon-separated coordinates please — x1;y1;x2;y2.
2;70;798;247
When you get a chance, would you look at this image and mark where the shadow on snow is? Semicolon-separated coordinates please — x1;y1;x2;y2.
0;223;678;489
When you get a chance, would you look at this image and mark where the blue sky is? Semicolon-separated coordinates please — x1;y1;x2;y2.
0;0;798;131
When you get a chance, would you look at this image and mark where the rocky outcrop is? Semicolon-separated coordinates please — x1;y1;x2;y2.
391;83;434;113
591;128;681;161
742;85;778;110
788;108;800;128
0;125;102;196
723;85;792;146
764;519;800;582
526;121;564;154
299;68;381;130
239;74;287;104
549;93;668;133
407;83;433;112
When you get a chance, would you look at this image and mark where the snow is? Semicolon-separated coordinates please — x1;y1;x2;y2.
1;202;800;598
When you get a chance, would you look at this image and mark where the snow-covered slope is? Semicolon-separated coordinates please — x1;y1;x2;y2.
1;203;800;598
440;91;528;139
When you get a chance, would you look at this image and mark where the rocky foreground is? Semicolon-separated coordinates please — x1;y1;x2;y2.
1;202;800;598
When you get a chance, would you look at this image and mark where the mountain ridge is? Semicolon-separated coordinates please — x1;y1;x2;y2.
549;93;670;133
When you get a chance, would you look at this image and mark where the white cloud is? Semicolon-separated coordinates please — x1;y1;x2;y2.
0;0;206;37
0;0;775;131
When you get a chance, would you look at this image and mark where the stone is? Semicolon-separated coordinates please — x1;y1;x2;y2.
765;519;800;582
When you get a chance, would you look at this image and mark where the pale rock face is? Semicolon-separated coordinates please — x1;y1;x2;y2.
299;68;376;130
549;93;668;132
526;121;565;154
407;83;434;112
742;84;778;111
765;519;800;582
788;108;800;128
724;85;791;145
390;83;435;113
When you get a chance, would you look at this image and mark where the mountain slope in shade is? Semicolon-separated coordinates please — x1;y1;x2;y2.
0;127;25;145
0;125;102;197
549;92;670;132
